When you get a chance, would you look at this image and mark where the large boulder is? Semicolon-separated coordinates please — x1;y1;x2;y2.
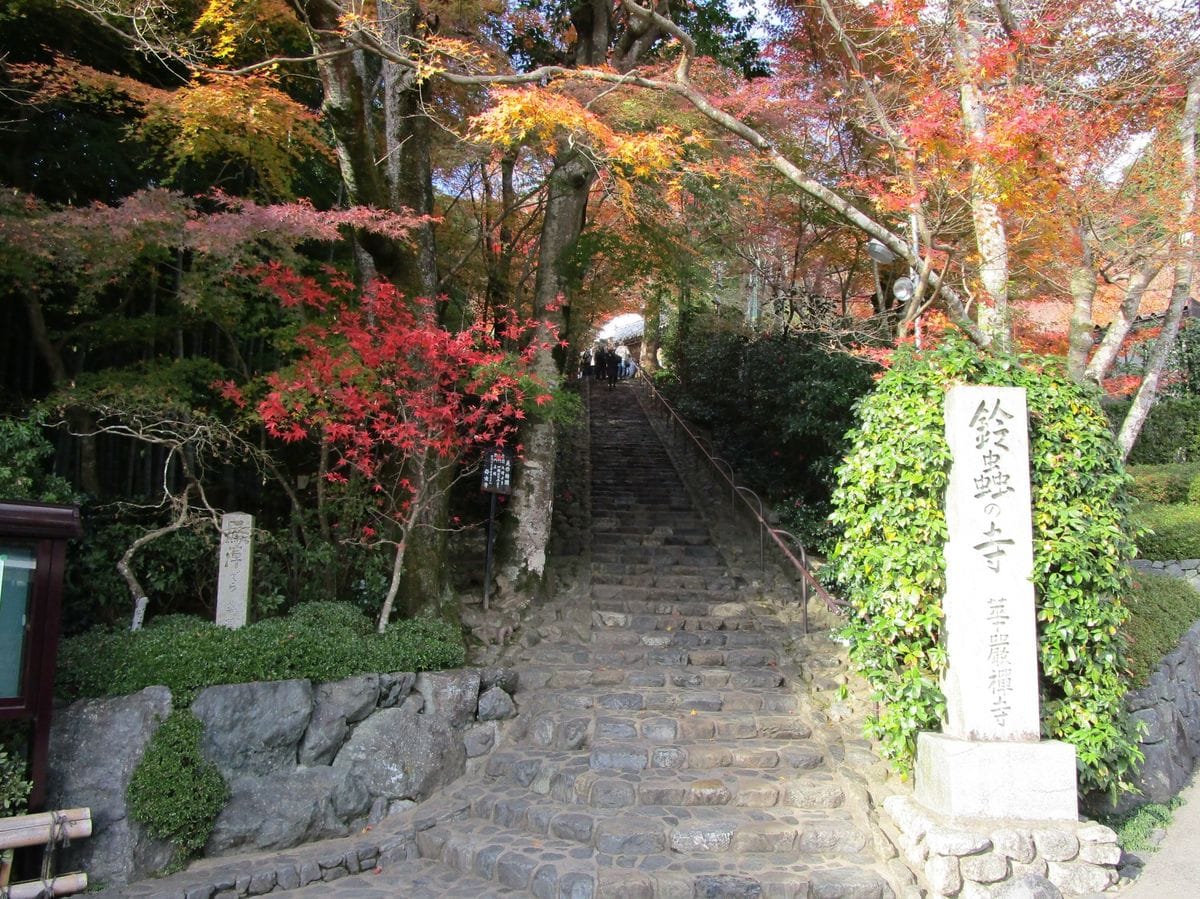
206;767;370;855
45;687;176;885
415;669;481;728
191;680;313;780
299;675;381;766
332;703;465;800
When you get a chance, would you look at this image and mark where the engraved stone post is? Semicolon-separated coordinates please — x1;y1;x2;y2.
215;512;253;629
915;386;1077;821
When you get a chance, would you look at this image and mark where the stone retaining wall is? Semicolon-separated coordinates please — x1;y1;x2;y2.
1130;558;1200;592
45;667;518;886
1090;620;1200;817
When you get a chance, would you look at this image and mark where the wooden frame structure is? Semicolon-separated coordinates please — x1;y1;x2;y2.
0;501;82;812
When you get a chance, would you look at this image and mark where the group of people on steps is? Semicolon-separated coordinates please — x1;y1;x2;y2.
583;342;635;388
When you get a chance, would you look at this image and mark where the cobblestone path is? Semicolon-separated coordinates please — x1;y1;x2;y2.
99;382;902;898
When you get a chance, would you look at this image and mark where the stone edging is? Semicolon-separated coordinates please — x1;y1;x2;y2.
90;790;472;898
885;795;1120;898
1131;558;1200;592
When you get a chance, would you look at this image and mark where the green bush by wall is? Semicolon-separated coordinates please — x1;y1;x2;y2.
126;709;227;868
827;339;1141;796
1121;573;1200;687
57;602;465;703
1131;504;1200;560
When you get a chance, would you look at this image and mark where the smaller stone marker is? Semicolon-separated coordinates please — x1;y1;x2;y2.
215;512;253;629
915;386;1077;821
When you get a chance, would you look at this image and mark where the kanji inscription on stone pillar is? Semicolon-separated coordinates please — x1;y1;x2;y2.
942;386;1040;741
216;512;253;629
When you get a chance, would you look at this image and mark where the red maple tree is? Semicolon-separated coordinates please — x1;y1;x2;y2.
244;268;555;632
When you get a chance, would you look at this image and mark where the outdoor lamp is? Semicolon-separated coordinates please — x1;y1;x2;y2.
866;239;898;264
892;276;915;303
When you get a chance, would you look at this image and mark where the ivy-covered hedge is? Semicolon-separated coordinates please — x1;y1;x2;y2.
827;340;1142;796
1127;464;1200;504
57;602;465;704
1131;504;1200;560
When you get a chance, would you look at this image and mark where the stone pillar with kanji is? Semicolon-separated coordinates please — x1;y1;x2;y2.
216;512;253;629
915;386;1077;820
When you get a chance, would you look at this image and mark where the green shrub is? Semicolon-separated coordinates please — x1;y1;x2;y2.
127;710;227;867
663;307;877;545
1111;396;1200;464
0;745;31;815
0;414;77;504
827;339;1141;796
285;600;374;635
57;602;466;703
1127;464;1200;504
1121;573;1200;686
1131;504;1200;560
1188;473;1200;505
1102;798;1182;852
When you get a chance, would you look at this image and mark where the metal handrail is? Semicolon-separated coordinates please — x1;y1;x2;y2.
631;371;845;630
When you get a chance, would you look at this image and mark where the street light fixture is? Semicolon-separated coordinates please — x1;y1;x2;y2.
865;239;898;264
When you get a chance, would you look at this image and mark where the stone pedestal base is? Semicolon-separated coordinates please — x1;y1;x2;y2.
915;732;1078;821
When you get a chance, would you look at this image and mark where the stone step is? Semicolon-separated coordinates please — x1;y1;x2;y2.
522;686;804;714
524;644;782;670
589;583;751;606
589;596;765;619
459;785;868;855
590;530;713;547
517;665;788;692
590;608;781;633
587;628;777;652
271;855;530;898
416;817;888;899
487;739;827;784
589;560;733;577
567;767;845;810
591;544;722;560
526;708;815;750
589;572;740;592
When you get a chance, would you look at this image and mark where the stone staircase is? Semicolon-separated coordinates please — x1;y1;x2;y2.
401;382;901;897
101;380;905;899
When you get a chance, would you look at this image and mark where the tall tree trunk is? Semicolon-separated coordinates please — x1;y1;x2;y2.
1066;223;1098;382
1084;258;1164;386
496;145;594;601
640;286;663;373
1117;73;1200;460
951;0;1012;350
300;0;448;615
21;292;102;495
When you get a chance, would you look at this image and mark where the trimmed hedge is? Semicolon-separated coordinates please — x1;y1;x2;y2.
1121;572;1200;687
56;602;465;703
1127;464;1200;504
1131;504;1200;561
1109;396;1200;464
